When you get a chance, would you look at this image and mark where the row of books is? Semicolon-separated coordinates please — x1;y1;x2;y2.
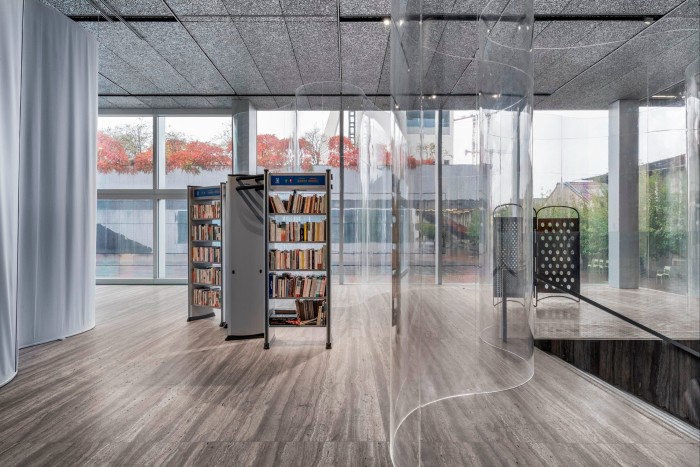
191;224;222;241
193;288;221;308
269;301;326;326
191;202;221;220
269;220;326;242
192;246;221;263
269;246;326;271
269;273;327;298
269;193;326;214
193;267;221;285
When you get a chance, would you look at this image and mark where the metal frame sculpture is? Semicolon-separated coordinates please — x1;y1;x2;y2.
534;205;581;306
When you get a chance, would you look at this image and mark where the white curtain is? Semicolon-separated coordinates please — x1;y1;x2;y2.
17;0;97;348
0;0;23;387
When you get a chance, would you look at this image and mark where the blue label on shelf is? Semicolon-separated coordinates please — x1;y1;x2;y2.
193;187;221;198
270;174;326;187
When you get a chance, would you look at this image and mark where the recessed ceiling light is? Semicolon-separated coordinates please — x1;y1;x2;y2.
383;18;391;26
643;17;653;25
431;94;437;100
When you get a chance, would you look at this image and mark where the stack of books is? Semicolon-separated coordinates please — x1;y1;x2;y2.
191;224;222;241
269;193;326;214
268;273;326;298
191;202;221;220
193;289;221;308
269;246;326;270
192;246;221;263
268;220;326;242
193;267;221;285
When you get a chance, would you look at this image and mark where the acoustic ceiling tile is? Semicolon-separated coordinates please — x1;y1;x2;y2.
341;22;389;95
83;22;198;94
375;39;391;95
247;96;281;110
235;18;303;94
136;96;183;108
165;0;230;15
562;0;685;16
203;96;234;108
534;0;573;15
172;96;216;108
220;0;282;15
97;46;163;94
281;0;336;15
41;0;96;15
98;96;117;108
99;75;127;94
286;19;341;84
101;96;149;108
140;22;234;94
184;20;270;94
340;0;391;15
372;95;392;110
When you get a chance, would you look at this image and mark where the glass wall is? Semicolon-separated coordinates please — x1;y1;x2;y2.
96;199;153;278
640;91;688;294
98;116;153;189
533;111;609;289
97;114;233;281
163;116;233;188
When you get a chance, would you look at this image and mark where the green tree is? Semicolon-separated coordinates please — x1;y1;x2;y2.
579;186;608;266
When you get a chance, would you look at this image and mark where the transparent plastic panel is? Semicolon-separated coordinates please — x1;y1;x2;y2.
390;1;535;465
290;82;391;286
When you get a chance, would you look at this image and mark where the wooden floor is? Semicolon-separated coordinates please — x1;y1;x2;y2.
535;284;700;340
0;285;697;466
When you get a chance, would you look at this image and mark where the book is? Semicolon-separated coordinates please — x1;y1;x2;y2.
268;193;326;214
191;202;221;220
268;273;327;298
268;246;326;270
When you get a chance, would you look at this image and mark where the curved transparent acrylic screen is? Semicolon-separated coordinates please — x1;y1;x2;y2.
390;1;535;465
291;82;392;284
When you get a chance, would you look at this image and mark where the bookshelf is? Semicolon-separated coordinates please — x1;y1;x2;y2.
188;185;224;322
264;170;332;349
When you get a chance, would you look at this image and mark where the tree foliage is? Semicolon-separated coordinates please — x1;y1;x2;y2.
97;131;131;174
97;125;232;175
298;128;327;165
257;134;290;169
578;186;608;266
327;135;358;169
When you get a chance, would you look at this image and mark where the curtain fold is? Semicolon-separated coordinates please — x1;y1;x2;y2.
0;0;23;387
17;0;97;348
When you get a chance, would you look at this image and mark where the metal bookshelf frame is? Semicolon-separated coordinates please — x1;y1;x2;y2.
187;185;223;322
264;170;332;349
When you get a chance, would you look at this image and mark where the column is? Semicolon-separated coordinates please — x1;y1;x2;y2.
232;100;257;175
608;100;640;289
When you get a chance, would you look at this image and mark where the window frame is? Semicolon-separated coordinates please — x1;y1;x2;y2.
97;108;234;284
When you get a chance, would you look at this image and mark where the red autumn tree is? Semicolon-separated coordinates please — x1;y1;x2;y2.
257;134;289;169
166;140;232;174
377;144;391;167
300;155;314;172
133;147;153;173
407;155;419;169
97;131;131;174
327;135;359;170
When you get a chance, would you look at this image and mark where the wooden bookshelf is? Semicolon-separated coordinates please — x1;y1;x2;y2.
264;170;332;349
187;185;224;321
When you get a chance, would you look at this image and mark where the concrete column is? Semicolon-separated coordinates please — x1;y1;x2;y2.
232;100;257;175
608;100;640;289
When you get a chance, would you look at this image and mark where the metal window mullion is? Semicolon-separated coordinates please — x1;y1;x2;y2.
436;109;443;285
339;110;345;285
